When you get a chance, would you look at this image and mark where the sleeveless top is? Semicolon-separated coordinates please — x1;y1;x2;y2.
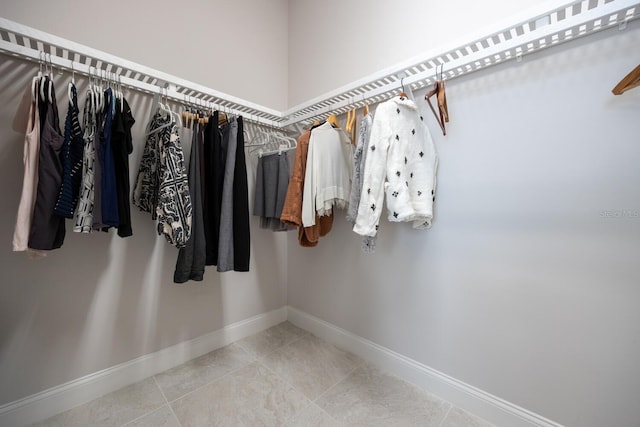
13;78;41;251
28;77;66;250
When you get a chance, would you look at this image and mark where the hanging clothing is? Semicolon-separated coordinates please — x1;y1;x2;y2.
74;92;98;233
346;113;373;223
111;97;136;237
301;121;353;226
280;129;333;247
133;112;162;217
99;89;119;229
134;110;192;247
29;77;66;250
346;113;377;252
231;116;250;271
54;84;84;218
203;112;224;265
174;123;206;283
217;118;239;272
253;152;291;231
92;99;105;230
353;96;438;238
13;79;41;252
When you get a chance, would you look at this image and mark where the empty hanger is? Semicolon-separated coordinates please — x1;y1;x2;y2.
612;64;640;95
424;64;449;136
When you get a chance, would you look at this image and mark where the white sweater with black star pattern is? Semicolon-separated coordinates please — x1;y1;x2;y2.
353;96;438;237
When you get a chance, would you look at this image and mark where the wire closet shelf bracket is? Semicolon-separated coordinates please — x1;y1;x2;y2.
0;0;639;130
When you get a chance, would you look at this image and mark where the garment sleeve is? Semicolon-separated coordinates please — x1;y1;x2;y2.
301;134;316;227
353;106;391;237
280;132;308;226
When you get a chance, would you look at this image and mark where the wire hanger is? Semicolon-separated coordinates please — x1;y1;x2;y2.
31;51;45;101
399;76;408;98
67;60;76;107
40;53;51;103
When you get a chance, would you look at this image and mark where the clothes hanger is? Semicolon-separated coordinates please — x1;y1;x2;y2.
118;74;125;112
39;53;47;103
362;94;370;116
326;104;340;128
399;76;408;99
47;54;54;103
165;88;182;127
180;94;190;128
31;51;45;101
346;98;354;133
424;64;449;136
347;97;358;134
67;61;76;107
612;64;640;95
88;66;98;114
40;53;52;103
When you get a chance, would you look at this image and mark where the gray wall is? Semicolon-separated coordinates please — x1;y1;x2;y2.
0;0;289;404
286;8;640;427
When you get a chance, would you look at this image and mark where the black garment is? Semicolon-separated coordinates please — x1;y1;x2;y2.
232;117;250;271
54;84;84;218
100;89;118;229
175;124;206;283
203;112;224;266
29;80;65;250
111;98;136;237
37;77;50;135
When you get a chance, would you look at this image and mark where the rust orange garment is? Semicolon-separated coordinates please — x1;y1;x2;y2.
280;129;332;247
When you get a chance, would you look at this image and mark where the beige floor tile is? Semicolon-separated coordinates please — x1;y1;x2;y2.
441;406;495;427
236;321;308;358
171;361;310;427
285;402;342;427
30;378;165;427
123;405;180;427
260;334;362;400
316;365;450;427
154;343;253;401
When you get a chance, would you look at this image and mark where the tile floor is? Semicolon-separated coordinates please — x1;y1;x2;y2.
32;322;495;427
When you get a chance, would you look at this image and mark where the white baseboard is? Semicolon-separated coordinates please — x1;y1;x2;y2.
286;306;564;427
0;307;287;427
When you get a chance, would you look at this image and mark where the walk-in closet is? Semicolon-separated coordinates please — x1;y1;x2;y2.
1;1;639;426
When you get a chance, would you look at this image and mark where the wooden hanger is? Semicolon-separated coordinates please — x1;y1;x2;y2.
612;64;640;95
327;113;340;128
346;98;357;136
424;65;449;136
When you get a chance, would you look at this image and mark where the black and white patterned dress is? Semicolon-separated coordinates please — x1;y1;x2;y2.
134;111;192;247
73;92;97;233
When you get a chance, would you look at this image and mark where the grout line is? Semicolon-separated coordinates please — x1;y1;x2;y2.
163;361;252;405
117;378;173;427
152;376;183;427
311;360;362;405
255;358;312;404
437;403;453;427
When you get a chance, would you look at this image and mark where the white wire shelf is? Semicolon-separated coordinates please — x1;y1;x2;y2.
1;0;638;130
281;0;640;127
0;16;285;128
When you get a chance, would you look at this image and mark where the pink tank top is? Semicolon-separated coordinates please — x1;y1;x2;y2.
12;78;41;252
